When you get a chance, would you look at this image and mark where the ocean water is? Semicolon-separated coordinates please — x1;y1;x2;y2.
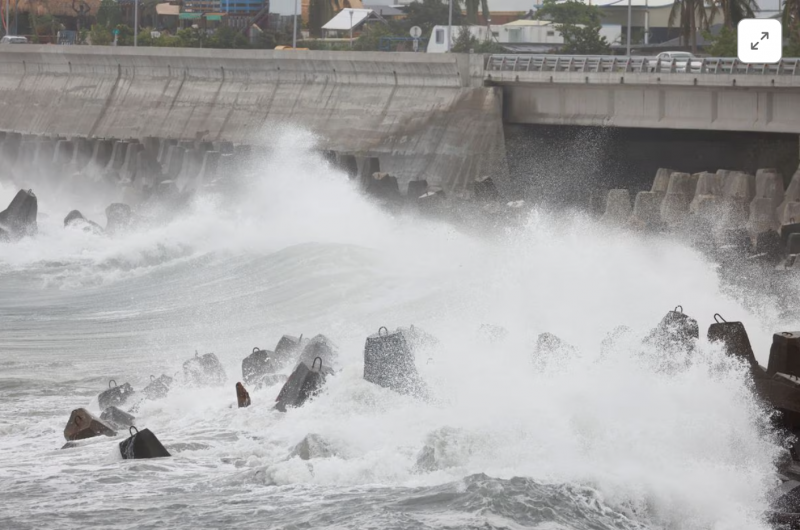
1;130;798;530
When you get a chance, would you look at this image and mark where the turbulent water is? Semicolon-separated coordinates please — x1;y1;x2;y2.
1;130;799;530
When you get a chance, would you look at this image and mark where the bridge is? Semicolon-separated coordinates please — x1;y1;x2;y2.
0;47;797;193
485;54;800;134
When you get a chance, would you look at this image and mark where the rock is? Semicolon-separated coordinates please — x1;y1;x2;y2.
100;406;136;429
644;305;699;353
242;347;278;386
767;332;800;377
63;210;103;234
707;314;757;367
0;189;37;239
105;203;133;234
183;351;226;386
290;433;335;460
119;426;171;459
98;380;135;410
600;189;631;225
274;358;329;412
274;334;308;366
474;175;499;202
236;382;251;408
297;335;338;370
363;326;427;398
63;408;117;441
143;374;173;400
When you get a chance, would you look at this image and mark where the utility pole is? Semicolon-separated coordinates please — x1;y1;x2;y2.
447;0;452;52
626;0;632;56
134;0;138;46
644;0;649;44
349;9;353;48
4;0;9;36
292;0;298;48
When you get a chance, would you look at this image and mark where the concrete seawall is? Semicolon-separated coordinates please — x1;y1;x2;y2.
0;47;506;193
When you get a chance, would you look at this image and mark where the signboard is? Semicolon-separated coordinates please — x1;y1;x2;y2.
409;26;422;38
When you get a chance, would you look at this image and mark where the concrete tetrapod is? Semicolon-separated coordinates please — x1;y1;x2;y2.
101;406;135;429
64;408;117;441
689;172;722;219
142;374;173;400
119;426;171;459
98;379;135;410
0;189;38;240
707;314;757;367
644;305;699;353
183;352;227;386
660;173;697;227
600;189;631;225
242;346;279;386
720;171;756;229
629;191;665;231
778;167;800;225
363;326;428;398
274;357;330;412
651;168;676;195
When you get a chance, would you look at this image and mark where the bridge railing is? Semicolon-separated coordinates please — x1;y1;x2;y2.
486;54;800;76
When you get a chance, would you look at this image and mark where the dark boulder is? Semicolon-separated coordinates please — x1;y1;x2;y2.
98;379;135;410
0;189;37;239
105;203;133;235
364;326;428;398
297;335;338;370
707;314;757;367
183;351;227;386
236;382;251;408
644;305;699;353
242;347;278;386
63;210;103;234
274;357;330;412
143;374;173;400
63;408;116;441
100;406;136;429
119;426;171;459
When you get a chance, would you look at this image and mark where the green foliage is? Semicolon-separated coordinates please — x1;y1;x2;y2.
96;0;122;28
712;0;756;28
464;0;488;24
668;0;712;53
703;25;737;56
785;32;800;57
535;0;609;54
89;24;112;45
353;22;397;50
207;25;249;48
450;25;505;53
404;0;464;38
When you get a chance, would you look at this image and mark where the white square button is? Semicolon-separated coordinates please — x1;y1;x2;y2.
738;19;782;63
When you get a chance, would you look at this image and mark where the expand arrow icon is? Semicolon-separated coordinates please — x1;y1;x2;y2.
762;32;769;40
751;42;759;50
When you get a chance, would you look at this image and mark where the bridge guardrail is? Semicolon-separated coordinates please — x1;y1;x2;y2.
486;54;800;76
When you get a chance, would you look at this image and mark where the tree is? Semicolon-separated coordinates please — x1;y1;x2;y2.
703;25;736;55
96;0;121;28
712;0;755;28
535;0;610;54
353;22;397;50
88;23;113;44
208;25;249;48
668;0;713;53
404;0;464;38
464;0;489;24
783;0;800;46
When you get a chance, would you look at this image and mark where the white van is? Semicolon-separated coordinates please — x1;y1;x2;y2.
0;36;28;44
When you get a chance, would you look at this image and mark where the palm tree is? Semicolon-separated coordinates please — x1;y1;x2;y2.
712;0;755;28
783;0;800;43
464;0;488;25
669;0;713;53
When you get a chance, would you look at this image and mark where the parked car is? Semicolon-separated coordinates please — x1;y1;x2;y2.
649;51;702;73
0;36;28;44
